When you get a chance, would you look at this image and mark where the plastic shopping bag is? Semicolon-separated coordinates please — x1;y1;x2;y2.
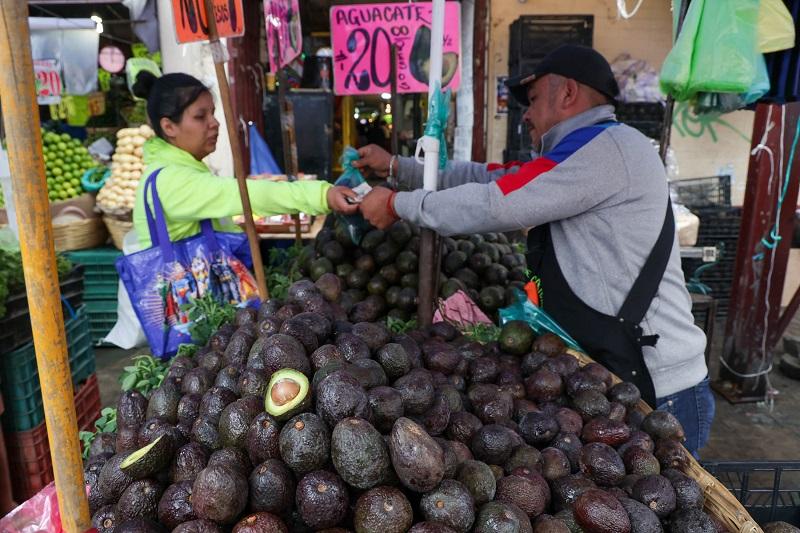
758;0;796;54
0;483;67;533
334;147;373;244
659;0;705;101
499;289;583;352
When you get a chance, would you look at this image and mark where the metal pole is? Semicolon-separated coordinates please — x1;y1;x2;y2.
659;0;691;163
202;0;269;299
0;2;90;531
390;44;400;155
416;0;446;327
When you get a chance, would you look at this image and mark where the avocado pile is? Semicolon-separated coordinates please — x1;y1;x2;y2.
302;220;528;323
84;279;723;532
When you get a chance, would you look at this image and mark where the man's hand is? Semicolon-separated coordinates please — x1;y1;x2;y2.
360;187;398;229
326;186;360;215
352;144;392;177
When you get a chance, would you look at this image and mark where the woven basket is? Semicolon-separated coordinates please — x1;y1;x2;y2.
52;217;107;252
103;216;133;250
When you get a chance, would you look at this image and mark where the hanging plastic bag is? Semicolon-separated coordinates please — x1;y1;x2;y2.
333;147;373;244
758;0;796;54
659;0;705;101
126;57;162;99
498;289;583;352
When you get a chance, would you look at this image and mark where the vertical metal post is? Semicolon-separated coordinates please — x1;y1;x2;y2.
471;0;488;162
202;0;269;299
0;2;90;530
390;45;400;155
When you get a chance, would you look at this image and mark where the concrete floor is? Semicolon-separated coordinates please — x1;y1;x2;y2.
93;313;800;462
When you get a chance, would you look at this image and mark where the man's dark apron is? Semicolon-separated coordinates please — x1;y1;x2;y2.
526;202;674;407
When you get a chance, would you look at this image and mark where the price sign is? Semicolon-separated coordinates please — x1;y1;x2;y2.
264;0;302;73
171;0;245;43
34;59;62;105
330;2;461;96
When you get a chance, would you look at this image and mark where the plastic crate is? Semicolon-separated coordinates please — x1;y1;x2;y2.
0;266;85;354
4;375;99;502
702;461;800;526
65;248;121;300
0;306;96;432
670;176;732;208
85;299;118;344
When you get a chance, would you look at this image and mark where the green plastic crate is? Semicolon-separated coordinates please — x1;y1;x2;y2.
85;299;118;344
65;248;122;300
0;305;96;431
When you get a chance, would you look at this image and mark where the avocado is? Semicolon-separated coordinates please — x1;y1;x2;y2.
580;417;631;447
473;501;528;533
351;358;388;388
249;458;295;514
372;344;410;381
114;518;166;533
208;325;235;353
117;390;148;430
310;257;334;281
198;386;238;424
92;505;118;533
542;447;572;481
496;473;551;519
257;298;284;320
197;351;223;375
534;515;571;533
396;287;418;311
367;275;389;295
321;241;346;263
484;264;509;286
661;468;704;510
190;417;222;452
238;369;269;398
388;220;413;244
279;413;331;475
361;229;386;251
280;318;320;354
296;470;349;529
572;390;611;421
424;345;463;375
456;459;496;505
351;321;391;351
146;382;182;424
666;508;714;533
336;263;355;279
498;321;534;355
116;426;139;454
524;369;564;403
471;424;515;465
336;332;371;362
394;368;436;415
232;512;289;533
157;481;196;529
617;431;656;458
97;452;136;505
551;474;597;511
389;417;445;492
440;278;466;299
519;412;560;447
354;486;413;533
446;411;483;444
116;478;163;522
331;417;391;489
88;432;116;459
218;396;262;449
554;408;584;436
214;366;241;396
504;445;543;474
420;479;475;532
256;317;283;340
315;370;372;427
169;442;209;484
120;434;174;480
654;439;689;471
246;412;281;465
392;251;416;274
247;333;311;376
400;273;419;289
260;368;309;423
349;294;387;322
578;442;625;486
532;333;566;356
469;252;492;273
191;464;248;524
172;519;224;533
573;489;631;533
355;254;377;273
367;386;405;433
311;344;344;372
468;357;499;384
478;285;505;312
641;411;686;442
380;264;402;285
409;522;459;533
622;447;661;477
616;496;663;533
565;370;606;397
181;368;214;396
275;303;301;321
374;241;400;266
608;382;642;408
434;437;461;479
763;523;800;533
207;447;251;477
453;267;479;289
443;250;467;275
632;475;677;518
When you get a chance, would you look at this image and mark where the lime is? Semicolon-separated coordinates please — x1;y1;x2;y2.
58;190;68;200
60;133;71;142
70;178;80;187
52;167;63;176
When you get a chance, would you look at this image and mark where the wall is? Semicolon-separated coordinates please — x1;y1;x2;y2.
486;0;754;205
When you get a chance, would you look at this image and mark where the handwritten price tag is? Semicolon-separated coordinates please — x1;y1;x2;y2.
330;2;461;96
171;0;244;44
34;59;62;105
265;0;302;72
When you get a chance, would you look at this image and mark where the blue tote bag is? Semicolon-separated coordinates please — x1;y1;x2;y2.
116;169;260;358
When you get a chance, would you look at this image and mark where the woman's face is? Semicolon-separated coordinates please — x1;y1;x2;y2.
160;91;220;160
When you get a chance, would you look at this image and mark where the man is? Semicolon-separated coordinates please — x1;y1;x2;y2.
355;45;713;455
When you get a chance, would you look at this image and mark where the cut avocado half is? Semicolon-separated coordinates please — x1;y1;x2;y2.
119;434;173;479
265;368;311;421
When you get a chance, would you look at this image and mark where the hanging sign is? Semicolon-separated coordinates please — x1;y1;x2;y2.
34;59;62;105
264;0;302;73
330;2;461;96
171;0;245;44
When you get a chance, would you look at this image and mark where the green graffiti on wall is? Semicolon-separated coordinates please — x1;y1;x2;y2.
672;102;751;143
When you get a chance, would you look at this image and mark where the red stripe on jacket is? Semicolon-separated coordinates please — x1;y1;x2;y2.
495;157;557;195
487;161;523;171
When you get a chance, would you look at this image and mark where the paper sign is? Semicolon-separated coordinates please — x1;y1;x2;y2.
330;2;461;95
171;0;245;43
34;59;62;105
264;0;302;72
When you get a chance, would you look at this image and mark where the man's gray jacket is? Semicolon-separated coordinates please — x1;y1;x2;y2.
393;105;708;398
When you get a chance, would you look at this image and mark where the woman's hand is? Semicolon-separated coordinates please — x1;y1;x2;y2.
352;144;392;177
326;185;360;214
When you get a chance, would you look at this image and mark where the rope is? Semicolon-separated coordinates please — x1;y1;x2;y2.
617;0;646;19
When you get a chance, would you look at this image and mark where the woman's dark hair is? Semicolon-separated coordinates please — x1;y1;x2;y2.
132;71;209;138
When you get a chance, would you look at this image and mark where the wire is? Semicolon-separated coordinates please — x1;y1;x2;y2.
617;0;646;19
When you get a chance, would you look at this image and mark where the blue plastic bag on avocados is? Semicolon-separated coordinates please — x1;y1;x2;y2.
499;289;583;352
335;147;372;244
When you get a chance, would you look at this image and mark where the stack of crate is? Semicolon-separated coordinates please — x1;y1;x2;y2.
66;247;123;344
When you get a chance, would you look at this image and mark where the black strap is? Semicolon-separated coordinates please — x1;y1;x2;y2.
617;200;675;324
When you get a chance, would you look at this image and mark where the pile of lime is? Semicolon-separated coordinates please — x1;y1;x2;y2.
42;131;96;202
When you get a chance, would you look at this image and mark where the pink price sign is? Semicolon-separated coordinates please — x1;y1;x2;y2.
265;0;302;73
330;2;461;96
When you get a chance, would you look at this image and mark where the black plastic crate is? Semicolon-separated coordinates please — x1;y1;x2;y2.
702;461;800;526
509;15;593;67
616;102;666;140
671;176;733;209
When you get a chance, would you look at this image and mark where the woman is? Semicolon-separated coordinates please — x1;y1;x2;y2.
131;71;357;247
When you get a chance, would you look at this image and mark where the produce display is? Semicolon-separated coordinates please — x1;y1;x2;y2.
290;220;528;324
81;278;725;532
96;125;154;214
41;131;98;202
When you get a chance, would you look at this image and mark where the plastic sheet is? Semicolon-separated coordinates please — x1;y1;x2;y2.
498;289;583;352
0;483;67;533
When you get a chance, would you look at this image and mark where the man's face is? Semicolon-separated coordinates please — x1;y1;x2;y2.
522;75;561;150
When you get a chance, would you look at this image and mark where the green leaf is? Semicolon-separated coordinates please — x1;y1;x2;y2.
122;366;138;373
121;373;138;391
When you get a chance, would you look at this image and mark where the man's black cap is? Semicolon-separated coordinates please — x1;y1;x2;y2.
506;45;620;106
